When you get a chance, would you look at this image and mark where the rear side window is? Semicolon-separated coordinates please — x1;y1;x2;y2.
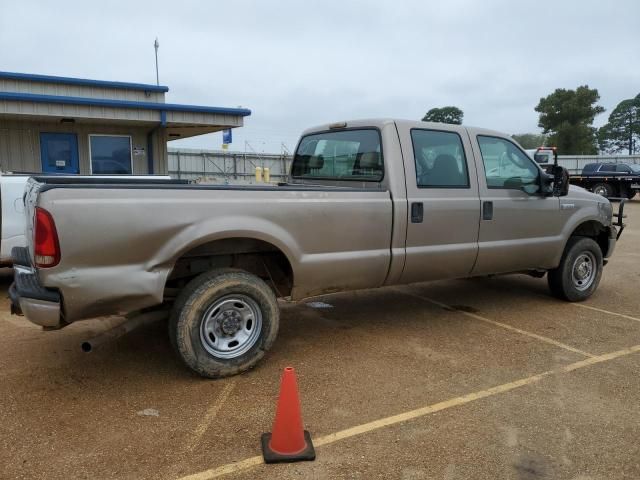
291;129;383;181
616;164;631;173
411;129;469;188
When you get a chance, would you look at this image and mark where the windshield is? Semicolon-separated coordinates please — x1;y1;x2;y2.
291;129;383;181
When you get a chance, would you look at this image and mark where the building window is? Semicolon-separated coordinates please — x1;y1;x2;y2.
89;135;132;174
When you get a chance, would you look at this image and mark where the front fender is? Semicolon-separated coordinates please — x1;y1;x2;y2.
552;199;611;266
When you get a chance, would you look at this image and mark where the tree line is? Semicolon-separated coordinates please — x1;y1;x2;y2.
422;89;640;155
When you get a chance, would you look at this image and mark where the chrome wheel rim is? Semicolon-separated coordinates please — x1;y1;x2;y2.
571;252;597;291
199;295;263;359
594;186;607;197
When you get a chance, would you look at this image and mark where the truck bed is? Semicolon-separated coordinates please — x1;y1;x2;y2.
26;178;394;322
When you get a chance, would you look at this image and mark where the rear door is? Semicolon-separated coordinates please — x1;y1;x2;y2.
469;131;563;275
397;123;481;283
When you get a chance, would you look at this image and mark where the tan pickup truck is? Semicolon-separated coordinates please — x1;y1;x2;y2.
10;119;625;378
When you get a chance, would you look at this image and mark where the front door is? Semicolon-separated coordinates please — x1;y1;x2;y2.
398;125;481;284
40;133;79;174
470;132;563;275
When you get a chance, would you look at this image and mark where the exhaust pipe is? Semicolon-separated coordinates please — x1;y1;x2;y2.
81;310;168;353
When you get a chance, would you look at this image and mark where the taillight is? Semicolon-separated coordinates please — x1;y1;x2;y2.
34;207;60;267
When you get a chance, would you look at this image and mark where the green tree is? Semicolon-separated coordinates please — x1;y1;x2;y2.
512;133;547;149
535;86;605;154
598;94;640;154
422;106;464;125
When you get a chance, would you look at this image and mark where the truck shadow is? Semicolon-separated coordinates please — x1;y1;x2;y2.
4;274;558;394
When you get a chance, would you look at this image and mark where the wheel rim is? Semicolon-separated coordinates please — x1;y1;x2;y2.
571;251;597;291
594;186;608;197
199;294;263;359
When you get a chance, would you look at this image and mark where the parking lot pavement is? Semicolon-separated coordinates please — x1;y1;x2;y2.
0;200;638;480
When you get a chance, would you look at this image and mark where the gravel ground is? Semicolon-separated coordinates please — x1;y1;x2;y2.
0;201;638;480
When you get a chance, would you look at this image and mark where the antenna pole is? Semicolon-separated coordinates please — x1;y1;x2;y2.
154;38;160;86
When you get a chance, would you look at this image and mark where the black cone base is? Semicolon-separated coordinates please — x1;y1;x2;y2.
261;430;316;463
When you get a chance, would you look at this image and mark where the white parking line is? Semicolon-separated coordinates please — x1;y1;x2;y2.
571;303;640;324
479;279;640;326
186;381;236;452
177;344;640;480
395;290;595;358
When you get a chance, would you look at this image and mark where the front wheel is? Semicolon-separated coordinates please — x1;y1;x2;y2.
547;237;603;301
169;269;279;378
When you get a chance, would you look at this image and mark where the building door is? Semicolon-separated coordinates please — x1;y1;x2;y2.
40;133;79;174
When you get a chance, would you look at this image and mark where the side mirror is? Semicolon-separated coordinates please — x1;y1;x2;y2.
551;165;569;197
540;165;569;197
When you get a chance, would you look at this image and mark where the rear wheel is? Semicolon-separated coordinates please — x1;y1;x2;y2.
548;237;603;301
169;269;279;378
626;189;637;200
592;183;613;198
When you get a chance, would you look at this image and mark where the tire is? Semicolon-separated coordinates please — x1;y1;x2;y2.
169;268;279;378
592;183;613;198
627;190;637;200
547;237;603;302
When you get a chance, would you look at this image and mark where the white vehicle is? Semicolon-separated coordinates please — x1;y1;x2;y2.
0;173;172;264
525;147;555;165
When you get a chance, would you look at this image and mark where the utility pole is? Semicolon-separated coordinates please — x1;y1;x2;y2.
154;38;160;86
632;110;638;155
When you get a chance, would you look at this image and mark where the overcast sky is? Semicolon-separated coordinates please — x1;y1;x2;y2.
2;0;639;153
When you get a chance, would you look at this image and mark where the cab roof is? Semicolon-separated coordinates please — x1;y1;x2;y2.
301;118;508;139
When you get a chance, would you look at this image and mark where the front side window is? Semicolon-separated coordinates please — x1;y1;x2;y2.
291;129;383;181
411;129;469;188
90;135;132;174
477;136;540;192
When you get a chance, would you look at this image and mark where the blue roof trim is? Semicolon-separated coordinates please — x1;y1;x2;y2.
0;91;252;117
0;71;169;93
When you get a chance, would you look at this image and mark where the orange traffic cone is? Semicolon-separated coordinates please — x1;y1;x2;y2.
261;367;316;463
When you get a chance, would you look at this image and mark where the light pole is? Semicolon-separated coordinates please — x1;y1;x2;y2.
154;38;160;86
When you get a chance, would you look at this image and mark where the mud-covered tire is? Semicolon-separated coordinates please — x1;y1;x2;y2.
169;269;279;378
547;237;603;302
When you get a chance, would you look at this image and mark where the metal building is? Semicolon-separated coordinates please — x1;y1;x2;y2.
0;71;250;175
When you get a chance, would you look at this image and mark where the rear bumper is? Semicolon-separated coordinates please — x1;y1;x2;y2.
10;286;61;328
9;247;62;328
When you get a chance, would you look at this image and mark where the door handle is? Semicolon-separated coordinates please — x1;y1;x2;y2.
411;202;424;223
482;201;493;220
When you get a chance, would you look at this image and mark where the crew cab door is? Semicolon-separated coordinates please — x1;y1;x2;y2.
469;132;563;275
397;124;481;283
